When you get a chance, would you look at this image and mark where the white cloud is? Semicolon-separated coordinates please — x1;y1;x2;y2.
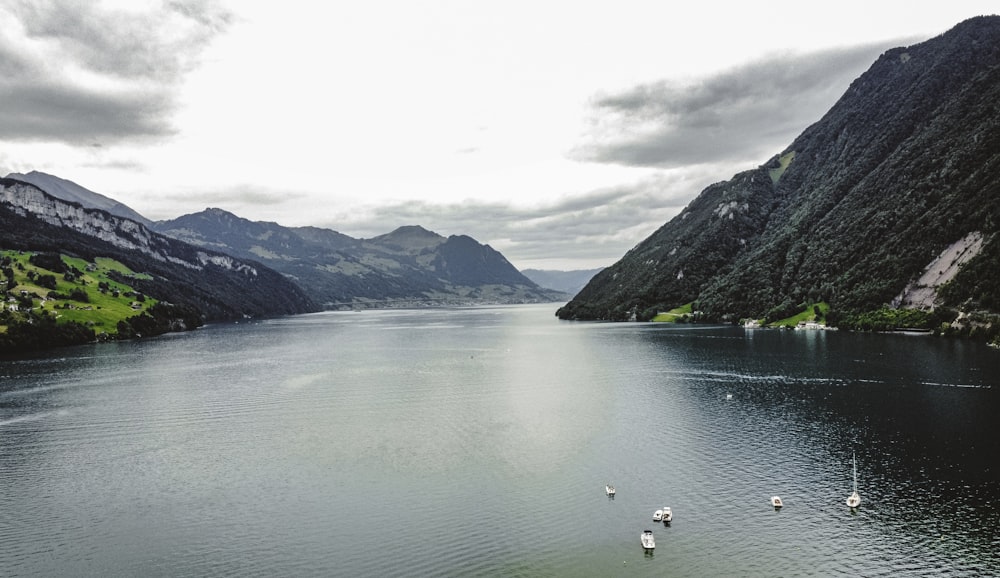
0;0;232;144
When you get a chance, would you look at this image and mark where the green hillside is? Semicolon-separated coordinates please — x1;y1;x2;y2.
1;250;201;352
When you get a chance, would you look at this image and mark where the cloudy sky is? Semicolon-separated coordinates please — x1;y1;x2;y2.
1;1;996;270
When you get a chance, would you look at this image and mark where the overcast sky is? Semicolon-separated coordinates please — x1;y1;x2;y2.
1;2;996;270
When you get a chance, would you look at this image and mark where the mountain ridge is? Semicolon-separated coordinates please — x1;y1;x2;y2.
3;171;566;309
557;16;1000;341
8;170;153;226
0;177;318;324
153;208;566;308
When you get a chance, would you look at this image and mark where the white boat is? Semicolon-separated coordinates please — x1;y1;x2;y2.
641;530;655;550
605;484;616;497
771;496;783;508
662;506;672;523
652;509;663;522
846;452;861;508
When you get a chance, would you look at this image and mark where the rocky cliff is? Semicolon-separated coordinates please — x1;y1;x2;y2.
0;178;317;320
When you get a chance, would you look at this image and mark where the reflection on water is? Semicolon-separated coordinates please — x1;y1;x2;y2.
1;305;998;577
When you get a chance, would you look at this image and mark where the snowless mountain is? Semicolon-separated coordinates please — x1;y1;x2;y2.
154;210;567;308
5;171;566;309
558;16;1000;343
0;177;317;321
7;171;152;226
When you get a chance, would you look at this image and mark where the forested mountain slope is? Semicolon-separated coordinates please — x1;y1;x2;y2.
558;16;1000;337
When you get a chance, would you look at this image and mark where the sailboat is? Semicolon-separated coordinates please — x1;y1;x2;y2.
846;452;861;509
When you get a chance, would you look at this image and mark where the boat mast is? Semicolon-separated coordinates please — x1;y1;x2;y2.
852;452;857;493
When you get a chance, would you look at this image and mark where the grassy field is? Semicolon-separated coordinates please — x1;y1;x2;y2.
768;151;796;183
1;250;155;336
768;302;829;328
651;302;694;322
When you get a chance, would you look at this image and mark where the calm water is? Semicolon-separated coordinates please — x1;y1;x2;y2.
1;304;998;577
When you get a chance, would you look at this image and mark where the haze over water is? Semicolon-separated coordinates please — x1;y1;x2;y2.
1;304;998;576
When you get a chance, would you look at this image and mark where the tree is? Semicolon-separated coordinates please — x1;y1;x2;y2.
69;288;89;302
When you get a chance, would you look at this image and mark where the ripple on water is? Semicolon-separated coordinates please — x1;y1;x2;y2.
0;307;998;577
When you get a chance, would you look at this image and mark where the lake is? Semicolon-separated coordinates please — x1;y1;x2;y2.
1;304;998;577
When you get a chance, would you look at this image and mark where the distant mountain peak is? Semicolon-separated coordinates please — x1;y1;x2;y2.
521;268;603;295
384;225;441;239
152;212;563;308
205;207;236;218
369;224;446;250
394;224;435;235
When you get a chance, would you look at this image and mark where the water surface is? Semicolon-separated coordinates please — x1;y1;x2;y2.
1;305;998;576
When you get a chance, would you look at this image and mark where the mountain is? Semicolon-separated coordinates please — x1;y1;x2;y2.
557;16;1000;340
521;268;602;295
6;171;153;226
0;178;318;322
9;171;564;310
153;210;565;308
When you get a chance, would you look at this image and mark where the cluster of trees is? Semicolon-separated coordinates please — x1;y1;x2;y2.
830;306;1000;344
114;302;204;339
49;288;89;303
0;310;96;352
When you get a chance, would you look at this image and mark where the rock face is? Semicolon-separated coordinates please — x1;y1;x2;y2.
558;16;1000;323
7;170;152;226
1;179;198;269
893;232;984;310
0;178;318;320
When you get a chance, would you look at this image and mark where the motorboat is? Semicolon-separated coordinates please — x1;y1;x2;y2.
652;508;662;522
771;496;783;508
661;506;672;523
846;452;862;509
606;484;616;497
641;530;655;550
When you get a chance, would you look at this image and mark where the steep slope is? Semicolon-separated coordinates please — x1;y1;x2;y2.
154;211;564;307
7;170;153;226
559;166;780;320
0;179;317;321
558;16;1000;328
